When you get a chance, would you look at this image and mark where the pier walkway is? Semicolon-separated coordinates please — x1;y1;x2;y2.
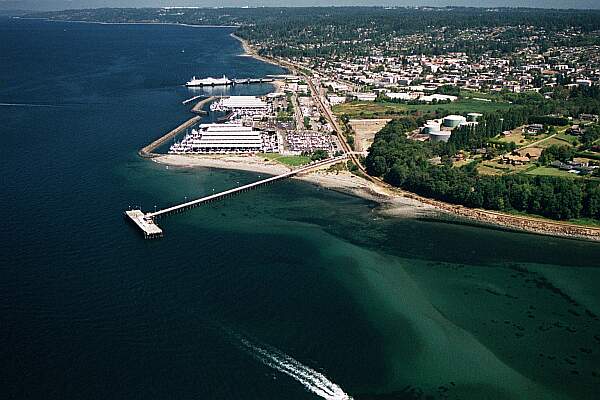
125;155;348;238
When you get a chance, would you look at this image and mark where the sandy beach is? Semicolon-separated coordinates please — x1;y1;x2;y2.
153;153;600;241
154;154;444;218
154;154;291;175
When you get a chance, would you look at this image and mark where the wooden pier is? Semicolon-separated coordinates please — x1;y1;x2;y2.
125;155;348;238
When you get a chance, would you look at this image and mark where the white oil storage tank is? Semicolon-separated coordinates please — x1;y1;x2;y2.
442;115;467;128
422;121;441;134
467;113;483;122
429;129;452;143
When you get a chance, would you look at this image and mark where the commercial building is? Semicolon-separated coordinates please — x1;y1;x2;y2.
210;96;269;116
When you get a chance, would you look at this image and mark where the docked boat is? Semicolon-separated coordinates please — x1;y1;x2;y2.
185;75;232;87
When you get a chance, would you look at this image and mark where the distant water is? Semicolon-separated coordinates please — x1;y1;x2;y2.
2;18;600;400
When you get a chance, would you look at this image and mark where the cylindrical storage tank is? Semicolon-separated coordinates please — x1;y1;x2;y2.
443;115;467;128
422;121;441;134
429;130;451;143
467;113;483;122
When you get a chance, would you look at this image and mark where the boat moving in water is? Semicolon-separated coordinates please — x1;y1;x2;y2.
186;75;232;87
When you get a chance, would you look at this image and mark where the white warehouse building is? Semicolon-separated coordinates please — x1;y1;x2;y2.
210;96;268;114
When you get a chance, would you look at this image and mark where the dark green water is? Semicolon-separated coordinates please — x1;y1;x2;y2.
1;17;600;400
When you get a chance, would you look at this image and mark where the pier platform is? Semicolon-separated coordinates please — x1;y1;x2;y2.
124;209;163;239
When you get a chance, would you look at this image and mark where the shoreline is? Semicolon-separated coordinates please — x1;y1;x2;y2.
153;153;600;242
230;32;285;68
12;17;240;28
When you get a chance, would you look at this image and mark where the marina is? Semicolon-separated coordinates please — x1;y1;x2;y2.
138;115;201;158
168;123;274;154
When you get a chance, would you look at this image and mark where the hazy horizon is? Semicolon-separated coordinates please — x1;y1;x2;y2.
2;0;600;12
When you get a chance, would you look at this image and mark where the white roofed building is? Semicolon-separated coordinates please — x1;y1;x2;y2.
210;96;269;116
169;123;264;154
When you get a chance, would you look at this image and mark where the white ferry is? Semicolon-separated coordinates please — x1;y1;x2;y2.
185;75;232;87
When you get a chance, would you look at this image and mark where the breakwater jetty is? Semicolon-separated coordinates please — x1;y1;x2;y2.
125;155;348;238
191;96;216;114
138;116;201;158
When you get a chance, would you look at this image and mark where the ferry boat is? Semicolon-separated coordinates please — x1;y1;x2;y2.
185;75;232;87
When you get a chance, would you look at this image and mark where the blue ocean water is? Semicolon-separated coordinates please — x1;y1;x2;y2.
2;17;600;400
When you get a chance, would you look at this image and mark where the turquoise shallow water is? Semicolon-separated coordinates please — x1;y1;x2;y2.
1;17;600;400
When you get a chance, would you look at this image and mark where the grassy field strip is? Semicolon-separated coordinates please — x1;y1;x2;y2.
262;152;312;166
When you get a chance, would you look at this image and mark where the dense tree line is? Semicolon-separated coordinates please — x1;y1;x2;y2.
29;7;600;58
366;119;600;221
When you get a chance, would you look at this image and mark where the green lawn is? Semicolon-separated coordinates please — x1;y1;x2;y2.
492;130;548;147
461;91;505;101
554;133;579;146
262;152;311;166
525;166;579;178
333;98;514;118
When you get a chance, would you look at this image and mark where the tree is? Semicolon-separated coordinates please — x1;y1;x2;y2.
311;149;329;161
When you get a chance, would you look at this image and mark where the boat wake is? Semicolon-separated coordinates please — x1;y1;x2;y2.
0;103;66;108
235;333;351;400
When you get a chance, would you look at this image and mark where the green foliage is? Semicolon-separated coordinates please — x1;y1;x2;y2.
529;115;569;126
303;116;311;129
277;111;293;122
365;119;600;222
539;145;575;165
581;125;600;147
436;85;461;97
310;149;329;161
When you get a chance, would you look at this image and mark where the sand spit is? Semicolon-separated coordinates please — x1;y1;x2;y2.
154;154;291;175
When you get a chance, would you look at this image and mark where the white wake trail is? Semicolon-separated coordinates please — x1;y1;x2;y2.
237;336;351;400
0;103;65;108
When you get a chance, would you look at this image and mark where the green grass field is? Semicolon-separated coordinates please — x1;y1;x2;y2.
552;133;578;145
500;209;600;228
525;166;578;178
333;98;514;118
262;152;311;166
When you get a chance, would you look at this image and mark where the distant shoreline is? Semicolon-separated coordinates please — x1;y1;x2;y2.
229;32;286;68
12;16;239;28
